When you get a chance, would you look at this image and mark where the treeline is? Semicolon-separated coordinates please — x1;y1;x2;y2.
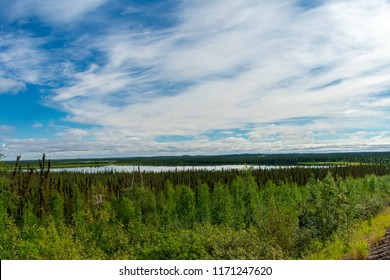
116;152;390;165
1;159;390;259
6;151;390;167
42;163;390;192
7;161;390;194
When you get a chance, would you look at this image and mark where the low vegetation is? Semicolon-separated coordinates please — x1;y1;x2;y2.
308;207;390;259
1;155;390;259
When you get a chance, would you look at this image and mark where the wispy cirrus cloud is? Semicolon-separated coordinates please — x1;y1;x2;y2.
0;33;46;92
0;76;25;94
54;0;390;128
2;0;390;159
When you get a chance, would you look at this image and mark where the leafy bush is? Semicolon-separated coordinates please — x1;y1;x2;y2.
1;164;390;259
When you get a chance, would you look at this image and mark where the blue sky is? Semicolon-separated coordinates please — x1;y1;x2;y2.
1;0;390;159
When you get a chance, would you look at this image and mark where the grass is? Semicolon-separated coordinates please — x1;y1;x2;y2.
346;207;390;259
307;207;390;259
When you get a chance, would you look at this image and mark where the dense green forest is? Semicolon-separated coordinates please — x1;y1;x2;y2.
4;151;390;168
1;155;390;259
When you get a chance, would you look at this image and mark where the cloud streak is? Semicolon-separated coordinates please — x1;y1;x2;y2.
2;0;390;159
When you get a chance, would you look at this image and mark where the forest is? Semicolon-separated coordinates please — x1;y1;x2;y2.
1;154;390;259
3;151;390;168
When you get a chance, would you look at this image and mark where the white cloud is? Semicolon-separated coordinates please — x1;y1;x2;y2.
0;33;48;90
4;0;390;158
33;123;43;128
0;76;25;94
41;0;390;156
55;128;89;138
0;125;15;134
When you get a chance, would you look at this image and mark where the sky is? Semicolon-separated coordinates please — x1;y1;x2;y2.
1;0;390;160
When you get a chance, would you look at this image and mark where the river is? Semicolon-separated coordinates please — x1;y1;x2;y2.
51;164;326;173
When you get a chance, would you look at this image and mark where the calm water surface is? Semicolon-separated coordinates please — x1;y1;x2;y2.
52;165;324;173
